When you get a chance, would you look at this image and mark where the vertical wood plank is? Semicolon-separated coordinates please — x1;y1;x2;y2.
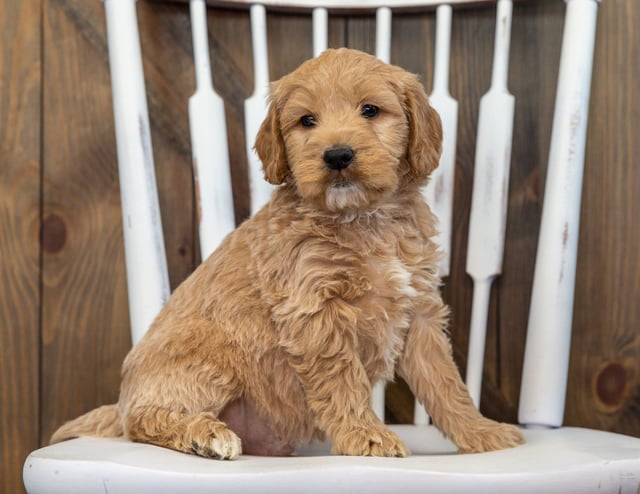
40;0;131;442
391;12;432;75
568;0;640;435
344;14;375;54
0;1;41;491
40;0;201;442
267;12;313;79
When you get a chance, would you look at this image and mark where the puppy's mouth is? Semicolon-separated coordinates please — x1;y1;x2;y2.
331;177;354;189
324;180;366;211
328;168;356;187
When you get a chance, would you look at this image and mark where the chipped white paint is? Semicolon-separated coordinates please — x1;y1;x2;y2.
198;0;497;9
189;0;236;259
245;4;275;215
465;0;514;407
423;3;457;279
375;7;392;64
25;427;640;493
104;0;170;345
416;3;457;426
312;7;328;57
519;0;600;428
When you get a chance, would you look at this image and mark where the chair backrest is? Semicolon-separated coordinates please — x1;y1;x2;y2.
102;0;600;431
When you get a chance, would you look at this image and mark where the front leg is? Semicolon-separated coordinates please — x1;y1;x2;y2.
279;297;409;457
399;306;525;453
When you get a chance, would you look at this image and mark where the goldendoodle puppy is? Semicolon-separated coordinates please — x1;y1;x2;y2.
52;48;524;458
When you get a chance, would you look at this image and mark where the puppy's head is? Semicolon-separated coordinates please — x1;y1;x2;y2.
255;48;442;212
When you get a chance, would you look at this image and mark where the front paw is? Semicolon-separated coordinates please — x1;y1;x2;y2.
457;419;525;454
332;425;410;457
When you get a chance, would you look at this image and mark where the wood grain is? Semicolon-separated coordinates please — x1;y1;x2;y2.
43;0;639;437
40;0;131;442
39;0;204;442
0;0;41;492
568;0;640;435
2;4;640;492
0;1;42;491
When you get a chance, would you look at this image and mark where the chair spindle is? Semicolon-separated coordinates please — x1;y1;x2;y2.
465;0;515;407
312;7;328;57
246;4;274;215
375;7;392;64
519;0;600;429
423;3;457;280
104;0;170;345
189;0;236;259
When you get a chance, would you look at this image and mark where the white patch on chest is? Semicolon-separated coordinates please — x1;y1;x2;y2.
362;255;418;380
385;258;418;299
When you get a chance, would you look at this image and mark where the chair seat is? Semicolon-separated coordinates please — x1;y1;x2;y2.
24;425;640;494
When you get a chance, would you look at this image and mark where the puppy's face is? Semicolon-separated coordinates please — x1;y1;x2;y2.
255;49;442;212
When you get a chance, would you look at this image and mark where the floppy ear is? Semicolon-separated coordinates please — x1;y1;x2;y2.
254;85;289;185
402;73;443;184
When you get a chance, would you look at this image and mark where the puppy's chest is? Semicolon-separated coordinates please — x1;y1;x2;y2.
356;247;419;377
363;254;417;306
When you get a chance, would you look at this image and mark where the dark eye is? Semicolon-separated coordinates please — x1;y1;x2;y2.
300;115;316;127
361;104;379;119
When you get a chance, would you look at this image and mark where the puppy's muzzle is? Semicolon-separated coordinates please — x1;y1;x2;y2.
324;145;354;171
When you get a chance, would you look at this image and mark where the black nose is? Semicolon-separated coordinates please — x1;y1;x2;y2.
323;146;354;171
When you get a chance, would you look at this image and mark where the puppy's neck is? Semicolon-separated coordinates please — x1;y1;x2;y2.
333;208;378;225
273;183;416;228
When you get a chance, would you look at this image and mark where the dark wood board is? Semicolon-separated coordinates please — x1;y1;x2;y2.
2;2;640;492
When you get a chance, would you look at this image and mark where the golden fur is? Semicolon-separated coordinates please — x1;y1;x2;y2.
51;48;524;458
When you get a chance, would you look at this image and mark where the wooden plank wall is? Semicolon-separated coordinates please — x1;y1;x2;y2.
1;0;639;492
1;2;42;492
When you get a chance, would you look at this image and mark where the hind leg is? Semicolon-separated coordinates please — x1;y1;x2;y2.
119;313;247;459
124;405;242;459
120;370;243;459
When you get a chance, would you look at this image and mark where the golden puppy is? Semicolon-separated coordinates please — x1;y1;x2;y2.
52;48;524;458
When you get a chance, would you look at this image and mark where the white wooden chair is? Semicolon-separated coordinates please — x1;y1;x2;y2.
23;0;640;493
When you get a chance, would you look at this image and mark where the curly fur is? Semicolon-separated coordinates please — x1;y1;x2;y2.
51;49;524;458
